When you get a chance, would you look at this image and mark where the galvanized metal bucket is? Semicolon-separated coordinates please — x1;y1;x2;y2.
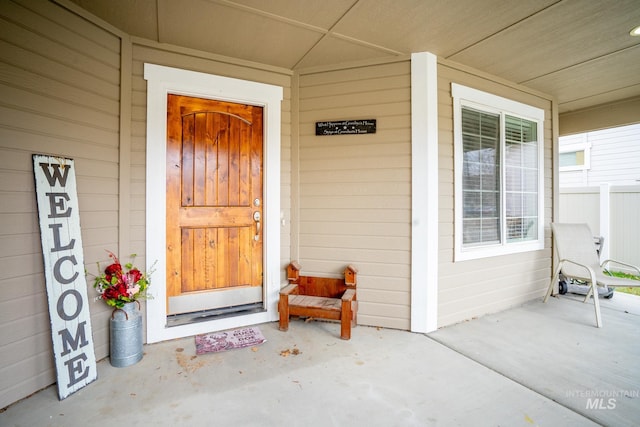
110;301;143;368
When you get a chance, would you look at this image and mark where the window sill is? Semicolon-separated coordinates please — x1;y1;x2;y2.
455;240;544;262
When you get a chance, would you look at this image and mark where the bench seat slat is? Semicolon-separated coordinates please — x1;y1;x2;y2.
289;295;341;311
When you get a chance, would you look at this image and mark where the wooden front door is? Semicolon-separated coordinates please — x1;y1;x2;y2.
166;94;263;315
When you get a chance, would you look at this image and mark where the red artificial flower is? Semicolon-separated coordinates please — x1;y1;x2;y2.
102;283;125;301
105;262;122;276
129;268;142;283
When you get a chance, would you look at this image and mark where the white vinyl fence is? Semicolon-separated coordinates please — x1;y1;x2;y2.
559;185;640;273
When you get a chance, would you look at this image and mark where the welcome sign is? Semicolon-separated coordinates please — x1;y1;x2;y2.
33;155;97;399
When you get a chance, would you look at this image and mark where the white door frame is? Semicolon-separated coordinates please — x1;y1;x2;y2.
144;63;282;343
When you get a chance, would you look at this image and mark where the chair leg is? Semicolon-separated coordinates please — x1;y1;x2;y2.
544;264;562;303
590;281;603;328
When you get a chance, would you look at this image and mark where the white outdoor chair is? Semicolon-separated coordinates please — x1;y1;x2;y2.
544;223;640;327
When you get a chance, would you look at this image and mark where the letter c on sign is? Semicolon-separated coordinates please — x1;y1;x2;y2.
57;289;83;321
53;255;79;284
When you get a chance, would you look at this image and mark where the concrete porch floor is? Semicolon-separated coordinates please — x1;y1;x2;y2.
2;292;639;427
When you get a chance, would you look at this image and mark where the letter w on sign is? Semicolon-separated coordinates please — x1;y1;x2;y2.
33;155;97;400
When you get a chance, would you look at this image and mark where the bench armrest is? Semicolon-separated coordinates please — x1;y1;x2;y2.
280;284;298;295
342;289;356;301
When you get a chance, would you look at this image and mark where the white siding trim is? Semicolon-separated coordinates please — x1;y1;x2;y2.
411;52;438;333
144;63;283;343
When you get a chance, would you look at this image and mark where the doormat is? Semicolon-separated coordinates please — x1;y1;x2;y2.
195;326;266;355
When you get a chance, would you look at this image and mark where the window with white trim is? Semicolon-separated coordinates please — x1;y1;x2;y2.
559;139;590;171
453;84;545;261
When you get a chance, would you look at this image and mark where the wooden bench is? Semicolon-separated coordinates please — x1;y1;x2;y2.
278;261;358;340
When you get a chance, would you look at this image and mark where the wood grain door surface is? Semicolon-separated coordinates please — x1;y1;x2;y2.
166;94;263;315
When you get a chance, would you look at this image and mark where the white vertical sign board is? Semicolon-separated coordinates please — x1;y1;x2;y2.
33;155;97;400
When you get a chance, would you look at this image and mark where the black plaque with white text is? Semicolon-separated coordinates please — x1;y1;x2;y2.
316;119;376;136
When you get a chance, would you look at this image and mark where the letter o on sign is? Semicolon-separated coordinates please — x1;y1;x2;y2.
57;289;83;321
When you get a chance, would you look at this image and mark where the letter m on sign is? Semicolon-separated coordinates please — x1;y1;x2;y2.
33;154;97;400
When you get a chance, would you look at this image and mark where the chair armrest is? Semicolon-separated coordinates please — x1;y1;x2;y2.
341;289;356;301
601;259;640;276
559;259;598;282
280;284;298;295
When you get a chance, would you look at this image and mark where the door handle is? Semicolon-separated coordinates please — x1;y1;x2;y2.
253;211;261;241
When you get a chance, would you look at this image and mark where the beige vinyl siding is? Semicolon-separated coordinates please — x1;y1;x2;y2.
0;0;121;408
0;0;293;408
437;61;554;327
298;61;412;330
0;0;561;407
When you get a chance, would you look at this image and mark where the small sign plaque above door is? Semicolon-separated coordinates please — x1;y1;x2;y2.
316;119;376;136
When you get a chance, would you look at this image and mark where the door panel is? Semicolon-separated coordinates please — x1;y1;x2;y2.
166;94;263;315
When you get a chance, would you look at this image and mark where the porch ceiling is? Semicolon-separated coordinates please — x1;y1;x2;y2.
70;0;640;114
